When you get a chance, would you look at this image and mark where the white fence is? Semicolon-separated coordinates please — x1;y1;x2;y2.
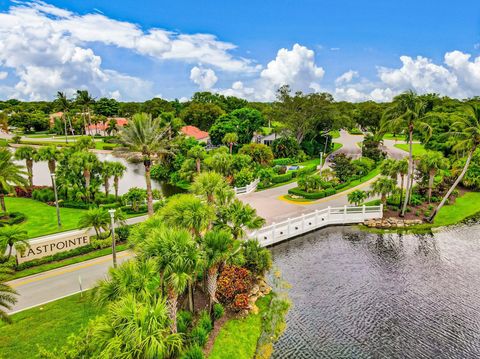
234;178;260;195
250;205;383;247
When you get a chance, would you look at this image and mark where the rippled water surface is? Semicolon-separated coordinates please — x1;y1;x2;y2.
271;224;480;358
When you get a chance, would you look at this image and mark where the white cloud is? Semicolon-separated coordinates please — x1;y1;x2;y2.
335;70;358;85
190;66;218;90
0;72;7;80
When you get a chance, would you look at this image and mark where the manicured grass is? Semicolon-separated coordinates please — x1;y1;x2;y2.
394;143;427;157
296;158;320;167
329;130;340;138
434;191;480;227
383;133;406;141
0;292;100;359
209;295;271;359
5;244;129;281
5;197;87;238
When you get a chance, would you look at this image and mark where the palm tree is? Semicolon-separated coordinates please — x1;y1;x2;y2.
347;190;368;206
55;92;73;143
159;194;215;237
0;225;28;260
429;105;480;222
14;146;37;188
187;145;206;174
100;161;115;197
381;91;432;216
106;119;118;136
191;171;233;204
380;158;408;207
71;151;98;190
35;145;61;175
75;90;95;136
89;294;183;358
110;162;126;199
93;258;160;306
0;267;17;324
201;229;235;318
419;151;450;202
216;199;265;239
118;113;172;216
78;208;110;239
135;226;196;333
370;176;397;205
0;149;28;212
222;132;238;154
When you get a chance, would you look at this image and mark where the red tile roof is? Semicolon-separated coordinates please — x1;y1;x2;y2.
180;125;209;140
87;118;128;131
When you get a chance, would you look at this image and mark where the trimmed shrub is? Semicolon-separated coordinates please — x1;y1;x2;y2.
32;188;55;202
59;201;91;210
287;187;337;200
272;158;293;166
180;345;205;359
213;303;225;320
116;226;130;242
101;144;115;150
0;212;27;226
271;172;293;184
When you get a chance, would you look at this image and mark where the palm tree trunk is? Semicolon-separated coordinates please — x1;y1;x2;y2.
84;170;91;188
188;281;194;312
207;265;218;318
114;177;119;199
104;178;109;196
428;171;435;203
0;194;6;212
399;174;405;208
167;287;178;333
229;143;233;154
48;160;56;174
429;148;475;222
7;244;12;259
196;158;201;173
144;160;154;216
408;162;415;204
27;160;33;188
63;116;68;144
401;125;413;216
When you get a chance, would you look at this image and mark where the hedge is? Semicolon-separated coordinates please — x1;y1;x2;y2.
59;201;92;210
0;212;27;226
288;187;337;200
272;158;293;166
271;172;293;184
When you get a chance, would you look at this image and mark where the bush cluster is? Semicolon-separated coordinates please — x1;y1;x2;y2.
32;188;55;202
0;211;27;226
217;265;254;311
288;187;337;200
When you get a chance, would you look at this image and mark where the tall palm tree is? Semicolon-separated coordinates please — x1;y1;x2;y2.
78;208;110;239
14;146;37;188
382;91;432;216
106;119;118;136
135;226;197;333
100;161;114;197
71;151;98;190
55;92;73;143
187;145;206;174
35;145;61;175
191;171;233;204
380;158;408;207
118;113;172;216
75;90;95;136
0;267;17;324
0;225;28;260
222;132;238;154
419;151;450;202
201;229;235;318
0;149;28;212
216;199;265;240
158;194;215;237
370;176;397;205
395;158;409;207
110;161;126;200
89;294;183;358
429;105;480;222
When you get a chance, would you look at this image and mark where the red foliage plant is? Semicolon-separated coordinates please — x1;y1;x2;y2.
217;265;254;310
14;185;50;198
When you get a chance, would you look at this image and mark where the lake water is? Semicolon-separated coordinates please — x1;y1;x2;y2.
271;223;480;358
15;151;183;196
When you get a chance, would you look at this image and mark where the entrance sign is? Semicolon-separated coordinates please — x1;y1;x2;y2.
17;230;90;264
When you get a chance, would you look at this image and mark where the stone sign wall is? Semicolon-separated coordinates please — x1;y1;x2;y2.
17;230;91;264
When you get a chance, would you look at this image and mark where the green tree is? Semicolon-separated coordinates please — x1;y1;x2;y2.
118;113;172;216
179;102;225;131
106;119;118;136
201;229;235;318
123;187;147;212
14;146;37;188
100;161;115;197
429;105;480;222
382;91;432;216
110;161;127;199
238;143;274;166
94;98;119;117
78;208;110;239
0;225;28;260
222;132;238;154
75;90;95;136
210;108;265;145
370;176;397;204
216;199;265;240
187;145;207;174
191;171;234;204
271;136;300;159
70;151;99;190
0;268;17;324
419;151;450;202
35;145;61;175
347;190;368;206
0;149;28;212
55;91;73;143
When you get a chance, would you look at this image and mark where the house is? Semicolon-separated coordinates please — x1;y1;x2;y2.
252;133;280;146
49;112;63;126
87;117;128;133
180;125;210;143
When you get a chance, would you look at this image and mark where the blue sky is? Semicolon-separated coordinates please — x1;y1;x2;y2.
0;0;479;101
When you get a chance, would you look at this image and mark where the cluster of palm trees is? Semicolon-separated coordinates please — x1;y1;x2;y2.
75;171;268;357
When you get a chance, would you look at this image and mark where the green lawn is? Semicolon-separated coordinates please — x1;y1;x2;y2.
394;143;427;157
329;130;340;138
209;295;270;359
434;191;480;227
383;133;406;141
5;197;87;238
0;293;100;359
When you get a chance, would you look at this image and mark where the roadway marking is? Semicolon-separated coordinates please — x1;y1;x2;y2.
8;251;132;288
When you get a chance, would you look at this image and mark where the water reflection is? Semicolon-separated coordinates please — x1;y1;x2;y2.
271;224;480;358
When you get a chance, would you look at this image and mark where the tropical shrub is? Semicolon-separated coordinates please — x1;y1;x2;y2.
288;187;336;200
271;172;293;184
213;303;225;320
122;187;147;211
233;168;255;187
331;153;355;182
297;174;322;192
257;168;275;187
31;188;55;202
272;136;300;159
0;212;26;226
180;345;205;359
189;326;209;347
177;310;193;333
197;310;213;333
238;143;273;166
242;239;272;275
272;158;293;166
217;265;254;308
233;293;250;310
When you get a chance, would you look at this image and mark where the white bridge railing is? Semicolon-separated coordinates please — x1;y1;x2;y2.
234;178;260;195
250;205;383;247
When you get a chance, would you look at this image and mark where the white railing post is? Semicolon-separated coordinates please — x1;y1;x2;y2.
380;204;384;216
287;218;291;236
362;205;366;216
271;222;276;242
343;205;347;222
301;213;305;232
